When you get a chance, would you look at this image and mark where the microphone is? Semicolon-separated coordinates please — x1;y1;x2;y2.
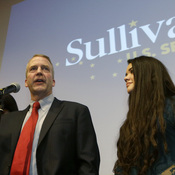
0;83;20;96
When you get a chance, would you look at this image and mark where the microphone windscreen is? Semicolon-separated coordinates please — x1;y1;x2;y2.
11;83;20;93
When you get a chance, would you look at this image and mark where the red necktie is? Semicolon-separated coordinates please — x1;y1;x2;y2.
10;101;40;175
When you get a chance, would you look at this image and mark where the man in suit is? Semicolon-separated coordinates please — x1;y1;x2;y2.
0;54;100;175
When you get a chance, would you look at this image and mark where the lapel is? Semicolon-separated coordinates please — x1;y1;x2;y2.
37;98;63;146
11;107;30;153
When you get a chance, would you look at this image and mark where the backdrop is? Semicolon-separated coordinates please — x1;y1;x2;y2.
0;1;175;174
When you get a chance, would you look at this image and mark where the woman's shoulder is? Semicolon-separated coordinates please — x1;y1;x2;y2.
164;96;175;125
164;95;175;110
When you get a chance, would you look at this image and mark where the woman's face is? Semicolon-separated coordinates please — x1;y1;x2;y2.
124;63;135;93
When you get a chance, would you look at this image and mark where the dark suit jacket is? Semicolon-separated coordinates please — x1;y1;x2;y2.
0;98;100;175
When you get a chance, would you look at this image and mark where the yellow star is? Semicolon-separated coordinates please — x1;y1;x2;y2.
55;62;59;66
72;57;76;61
117;59;122;63
79;61;83;65
90;64;95;68
90;75;95;80
129;20;138;28
113;73;117;77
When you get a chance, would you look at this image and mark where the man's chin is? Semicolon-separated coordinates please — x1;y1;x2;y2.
32;87;46;93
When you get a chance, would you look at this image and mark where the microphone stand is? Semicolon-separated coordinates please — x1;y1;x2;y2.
0;95;4;122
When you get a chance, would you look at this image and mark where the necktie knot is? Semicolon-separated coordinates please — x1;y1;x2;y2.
33;101;40;110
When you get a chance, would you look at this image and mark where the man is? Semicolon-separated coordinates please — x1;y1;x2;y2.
0;54;100;175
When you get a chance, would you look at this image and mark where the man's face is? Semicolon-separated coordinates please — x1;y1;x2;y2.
25;56;55;100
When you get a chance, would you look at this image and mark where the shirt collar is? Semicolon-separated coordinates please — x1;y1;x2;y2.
30;94;54;111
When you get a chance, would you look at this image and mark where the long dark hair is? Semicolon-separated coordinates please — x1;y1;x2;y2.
114;56;175;175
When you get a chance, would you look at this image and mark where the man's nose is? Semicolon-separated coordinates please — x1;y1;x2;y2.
36;67;43;74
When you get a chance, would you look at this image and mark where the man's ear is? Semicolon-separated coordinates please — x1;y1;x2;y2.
25;79;28;87
52;79;55;87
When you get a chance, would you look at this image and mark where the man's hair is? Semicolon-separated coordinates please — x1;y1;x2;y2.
25;54;54;78
114;56;175;175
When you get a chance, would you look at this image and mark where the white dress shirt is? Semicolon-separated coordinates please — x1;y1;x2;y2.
21;94;54;175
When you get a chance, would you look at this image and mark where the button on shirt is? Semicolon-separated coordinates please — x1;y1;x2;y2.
21;94;54;175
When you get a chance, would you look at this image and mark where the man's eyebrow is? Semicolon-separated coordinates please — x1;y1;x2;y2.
29;65;37;68
42;65;49;67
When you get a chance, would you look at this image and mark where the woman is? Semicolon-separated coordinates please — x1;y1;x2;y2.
114;56;175;175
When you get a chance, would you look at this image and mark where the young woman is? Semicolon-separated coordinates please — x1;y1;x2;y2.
114;56;175;175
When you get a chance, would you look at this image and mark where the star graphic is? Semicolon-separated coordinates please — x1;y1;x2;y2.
129;20;138;28
113;73;117;77
117;59;122;63
90;75;95;80
55;62;59;66
72;57;76;61
79;61;83;65
90;64;95;68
